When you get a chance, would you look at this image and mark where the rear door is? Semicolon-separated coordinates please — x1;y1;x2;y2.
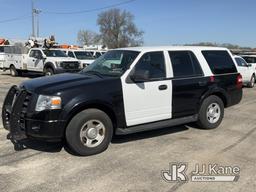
169;51;207;118
122;51;172;126
235;57;250;82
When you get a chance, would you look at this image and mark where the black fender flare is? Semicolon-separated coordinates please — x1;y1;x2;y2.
61;100;117;133
198;87;229;113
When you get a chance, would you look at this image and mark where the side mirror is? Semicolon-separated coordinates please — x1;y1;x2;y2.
41;54;47;59
247;63;252;67
130;70;150;83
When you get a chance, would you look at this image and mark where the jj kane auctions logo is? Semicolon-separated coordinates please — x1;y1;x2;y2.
162;163;240;182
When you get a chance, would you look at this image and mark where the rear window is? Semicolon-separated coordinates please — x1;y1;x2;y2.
202;51;237;74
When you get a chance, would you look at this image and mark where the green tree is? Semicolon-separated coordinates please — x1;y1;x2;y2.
97;8;143;49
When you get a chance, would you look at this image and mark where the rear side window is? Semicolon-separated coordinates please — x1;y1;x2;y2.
169;51;203;78
235;58;247;67
202;51;237;74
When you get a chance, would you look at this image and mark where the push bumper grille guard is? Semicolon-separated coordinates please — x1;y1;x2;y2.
2;85;32;140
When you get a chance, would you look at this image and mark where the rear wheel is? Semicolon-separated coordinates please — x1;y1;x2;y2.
10;65;19;76
65;109;113;156
197;95;224;129
44;67;54;76
248;75;255;88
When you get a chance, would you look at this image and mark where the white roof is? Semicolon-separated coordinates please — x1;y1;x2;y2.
240;55;256;57
116;46;228;52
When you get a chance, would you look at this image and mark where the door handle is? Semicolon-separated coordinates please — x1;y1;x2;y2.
198;81;207;86
158;84;168;90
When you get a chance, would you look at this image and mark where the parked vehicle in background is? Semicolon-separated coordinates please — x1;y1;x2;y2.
4;47;81;76
240;55;256;71
0;45;10;70
234;55;255;88
88;50;104;58
63;49;95;68
2;46;243;156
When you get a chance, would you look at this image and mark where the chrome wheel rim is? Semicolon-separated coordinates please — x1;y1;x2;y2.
251;77;255;87
10;69;15;76
80;120;105;148
207;103;221;124
45;71;52;76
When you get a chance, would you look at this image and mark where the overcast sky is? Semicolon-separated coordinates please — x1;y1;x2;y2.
0;0;255;47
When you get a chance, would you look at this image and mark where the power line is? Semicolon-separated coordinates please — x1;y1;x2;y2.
0;14;31;24
0;0;136;24
44;0;136;15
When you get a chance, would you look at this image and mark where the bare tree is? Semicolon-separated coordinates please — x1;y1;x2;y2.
77;30;101;46
97;8;143;49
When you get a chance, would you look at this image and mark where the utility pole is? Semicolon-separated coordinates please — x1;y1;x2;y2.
32;0;35;37
31;0;41;38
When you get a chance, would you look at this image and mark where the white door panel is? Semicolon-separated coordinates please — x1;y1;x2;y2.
237;66;250;82
122;79;172;126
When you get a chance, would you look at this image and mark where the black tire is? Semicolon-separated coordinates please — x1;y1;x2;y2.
248;75;255;88
65;108;113;156
197;95;224;129
10;65;18;76
44;67;54;76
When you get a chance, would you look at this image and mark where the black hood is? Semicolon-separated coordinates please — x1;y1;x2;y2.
20;73;106;95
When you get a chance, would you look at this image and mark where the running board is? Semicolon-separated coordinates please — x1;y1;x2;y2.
115;115;198;135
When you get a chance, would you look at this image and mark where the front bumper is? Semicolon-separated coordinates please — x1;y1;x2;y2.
2;86;66;141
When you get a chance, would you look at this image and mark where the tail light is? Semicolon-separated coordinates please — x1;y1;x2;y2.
236;74;243;89
210;76;215;82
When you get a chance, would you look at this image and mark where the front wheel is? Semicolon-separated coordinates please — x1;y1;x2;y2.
197;95;224;129
65;109;113;156
248;75;255;88
44;68;54;76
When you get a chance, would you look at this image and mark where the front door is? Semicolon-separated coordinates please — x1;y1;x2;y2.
27;50;44;72
121;51;172;126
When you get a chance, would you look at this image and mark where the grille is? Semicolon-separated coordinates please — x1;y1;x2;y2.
3;86;32;131
60;61;80;69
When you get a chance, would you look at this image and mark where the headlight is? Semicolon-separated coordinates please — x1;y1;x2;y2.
35;95;62;111
55;61;62;67
83;63;90;68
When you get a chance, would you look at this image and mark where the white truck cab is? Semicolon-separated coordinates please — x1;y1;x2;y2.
63;49;95;68
5;47;81;76
234;55;255;88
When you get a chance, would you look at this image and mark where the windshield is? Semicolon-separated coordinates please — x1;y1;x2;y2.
242;56;256;64
74;51;94;60
43;50;67;57
81;50;140;77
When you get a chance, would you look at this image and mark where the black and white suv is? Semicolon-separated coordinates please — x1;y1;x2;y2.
2;46;243;156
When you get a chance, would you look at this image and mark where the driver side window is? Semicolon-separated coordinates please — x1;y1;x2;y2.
133;51;166;80
29;50;35;58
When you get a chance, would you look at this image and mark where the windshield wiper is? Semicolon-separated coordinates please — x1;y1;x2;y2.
83;71;103;78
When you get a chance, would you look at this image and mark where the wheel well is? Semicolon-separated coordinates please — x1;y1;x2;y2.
65;104;117;133
44;63;54;71
211;92;227;107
